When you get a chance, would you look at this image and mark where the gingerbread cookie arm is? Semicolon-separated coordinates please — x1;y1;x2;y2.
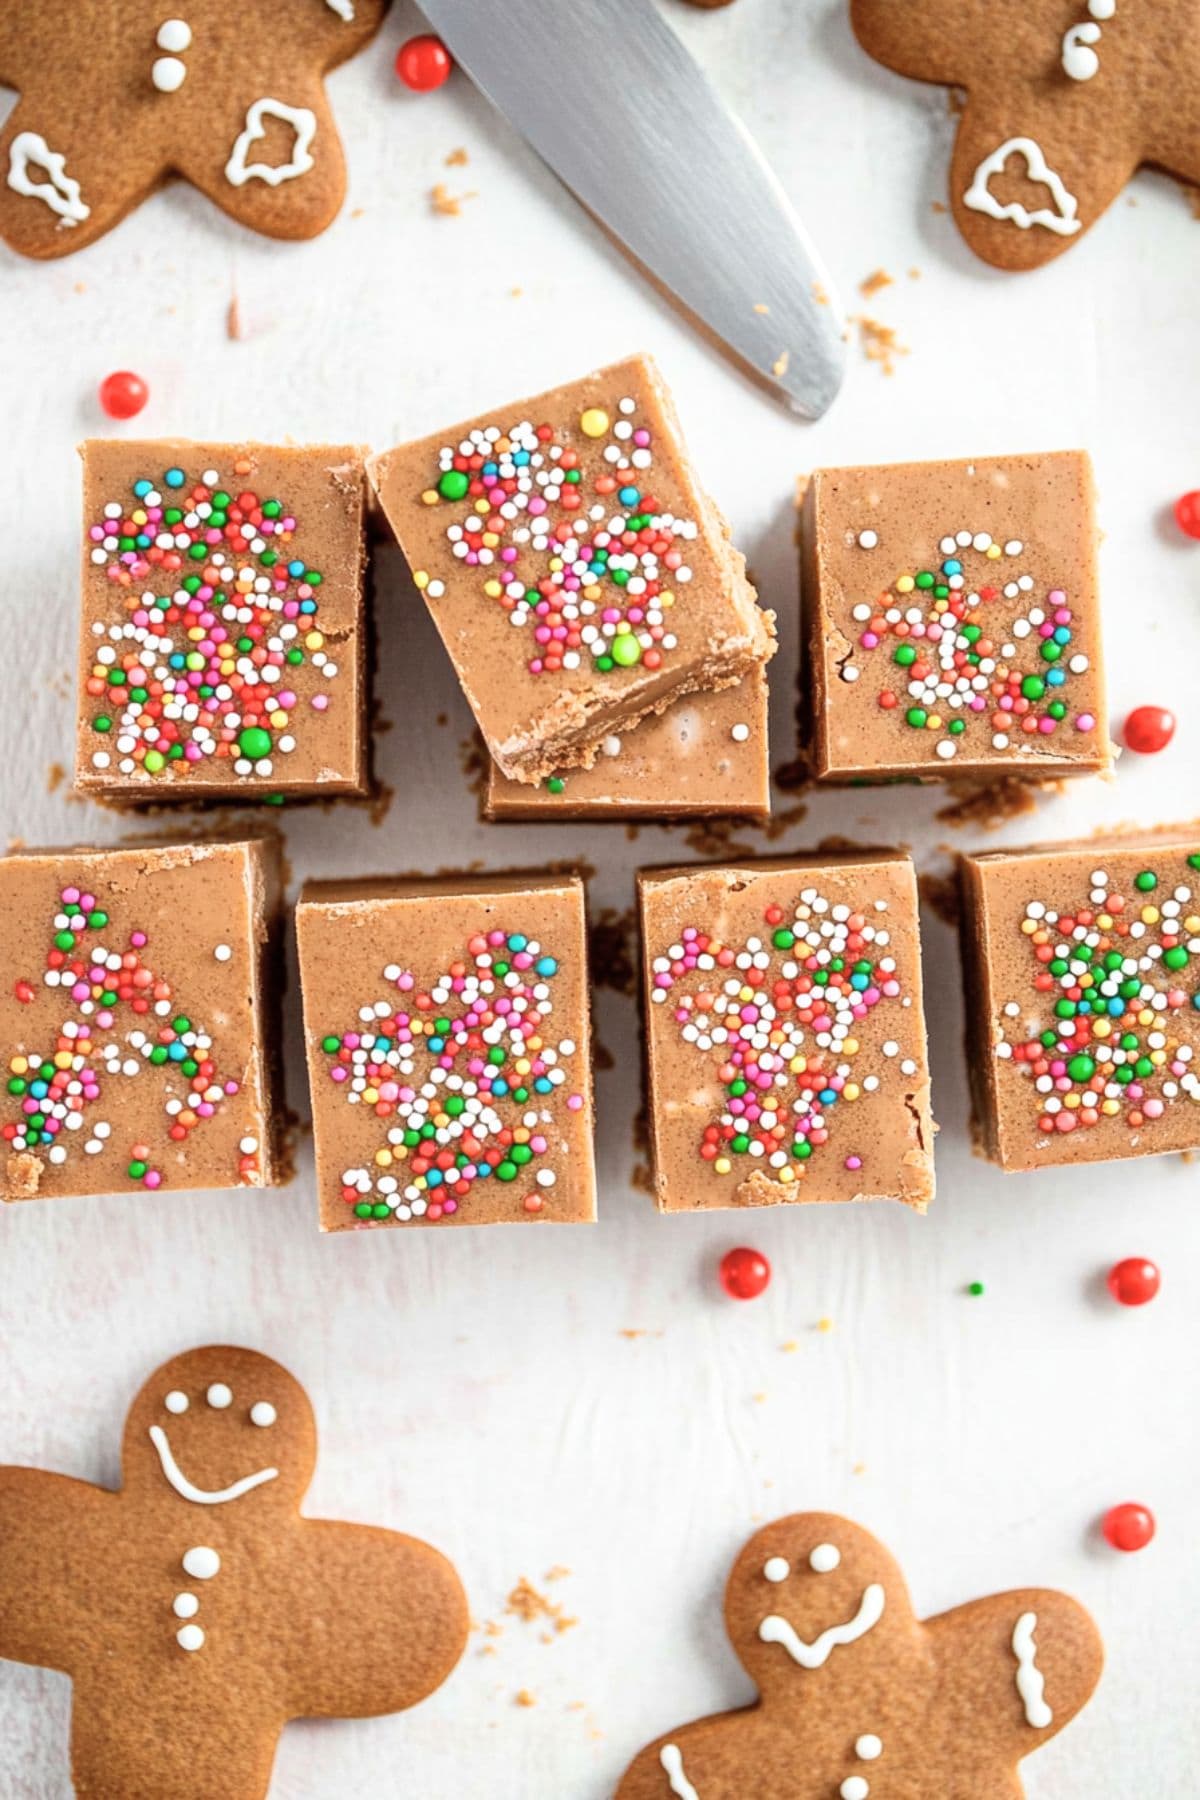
850;0;976;88
174;83;350;245
617;1714;770;1800
0;101;162;260
0;1467;117;1671
949;96;1138;271
928;1588;1104;1771
284;1519;469;1718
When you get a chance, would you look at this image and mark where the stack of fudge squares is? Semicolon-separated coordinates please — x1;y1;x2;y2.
4;353;1199;1229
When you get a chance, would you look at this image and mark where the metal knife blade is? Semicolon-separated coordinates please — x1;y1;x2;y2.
417;0;845;419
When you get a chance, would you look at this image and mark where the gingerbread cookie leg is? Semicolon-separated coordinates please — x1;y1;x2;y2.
0;103;161;260
927;1588;1104;1788
950;96;1137;271
176;84;350;245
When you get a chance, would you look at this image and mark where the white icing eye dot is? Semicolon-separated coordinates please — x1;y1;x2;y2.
176;1623;205;1652
841;1780;870;1800
250;1401;276;1428
164;1391;188;1415
156;17;192;50
173;1593;200;1619
762;1556;790;1584
809;1543;841;1574
206;1383;232;1409
182;1546;220;1580
855;1735;883;1761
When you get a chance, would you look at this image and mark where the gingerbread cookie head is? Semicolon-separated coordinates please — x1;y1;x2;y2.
850;0;1200;270
0;1;389;260
122;1346;316;1514
726;1513;926;1708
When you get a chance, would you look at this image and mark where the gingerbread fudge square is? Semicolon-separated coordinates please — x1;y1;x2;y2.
801;452;1109;783
367;354;773;785
486;666;770;820
639;854;935;1213
76;441;369;801
960;832;1200;1173
297;873;596;1229
1;839;282;1202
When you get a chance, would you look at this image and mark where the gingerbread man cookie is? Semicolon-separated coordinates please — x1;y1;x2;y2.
0;1;388;259
0;1346;468;1799
617;1513;1103;1800
850;0;1200;269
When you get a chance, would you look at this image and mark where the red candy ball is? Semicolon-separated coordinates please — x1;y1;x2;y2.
1102;1502;1155;1553
395;34;453;91
1106;1257;1160;1306
1174;491;1200;540
1123;705;1175;755
719;1246;771;1300
98;370;149;420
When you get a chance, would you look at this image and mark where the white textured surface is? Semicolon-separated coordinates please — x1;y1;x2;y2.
1;1;1198;1795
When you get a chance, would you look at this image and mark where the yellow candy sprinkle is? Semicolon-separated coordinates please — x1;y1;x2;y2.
9;1057;27;1075
304;631;324;650
986;543;1002;559
714;1157;732;1175
420;489;439;507
484;580;502;598
896;575;915;593
579;407;609;438
413;570;430;589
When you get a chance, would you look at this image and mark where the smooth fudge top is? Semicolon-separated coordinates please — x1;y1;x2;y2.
486;667;770;820
76;441;369;799
802;452;1109;782
960;832;1200;1172
1;839;279;1203
297;873;596;1229
639;854;935;1212
368;354;771;784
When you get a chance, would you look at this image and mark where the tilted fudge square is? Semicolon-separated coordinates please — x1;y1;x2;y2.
959;831;1200;1172
76;441;370;801
297;873;596;1229
639;853;935;1212
801;452;1109;783
367;354;773;784
1;839;282;1202
485;666;770;820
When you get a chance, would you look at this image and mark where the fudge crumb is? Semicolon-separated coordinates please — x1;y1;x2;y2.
859;268;893;298
74;280;86;294
918;870;960;929
781;1339;799;1353
46;761;65;793
444;145;470;166
851;314;909;377
853;1461;867;1475
815;1316;834;1334
772;349;790;378
351;206;365;219
588;905;637;996
4;1152;42;1198
931;199;949;214
515;1690;538;1708
753;301;770;314
546;1566;571;1583
908;266;922;279
506;1577;577;1635
935;776;1044;831
226;294;242;341
430;182;476;217
484;1619;504;1638
812;281;829;305
753;1392;767;1404
510;286;523;297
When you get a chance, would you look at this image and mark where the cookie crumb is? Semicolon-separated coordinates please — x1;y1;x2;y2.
225;294;242;340
859;268;893;298
430;182;476;217
812;281;829;305
815;1315;834;1334
772;349;790;377
444;145;470;166
850;314;909;377
753;301;770;314
781;1338;799;1353
46;761;65;793
545;1565;571;1582
931;199;948;214
506;1577;577;1635
515;1689;538;1708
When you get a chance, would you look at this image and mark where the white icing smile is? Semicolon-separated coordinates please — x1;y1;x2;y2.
148;1424;278;1506
759;1582;885;1669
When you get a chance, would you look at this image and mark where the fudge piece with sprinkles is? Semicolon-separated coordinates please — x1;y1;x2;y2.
801;452;1110;783
638;854;935;1212
76;441;370;801
485;667;770;820
959;832;1200;1171
296;873;596;1229
367;354;774;785
1;839;282;1202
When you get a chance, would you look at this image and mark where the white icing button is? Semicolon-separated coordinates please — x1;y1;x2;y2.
857;529;878;549
841;1780;870;1800
250;1401;277;1427
182;1546;220;1580
176;1624;205;1652
164;1391;188;1414
763;1557;790;1583
172;1593;199;1619
855;1735;883;1761
809;1543;841;1573
156;17;193;50
206;1383;232;1409
151;56;187;92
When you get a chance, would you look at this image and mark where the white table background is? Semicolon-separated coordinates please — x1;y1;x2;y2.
2;2;1198;1794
